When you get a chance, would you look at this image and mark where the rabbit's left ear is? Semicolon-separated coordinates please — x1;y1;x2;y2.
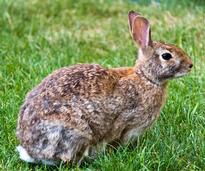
128;11;152;48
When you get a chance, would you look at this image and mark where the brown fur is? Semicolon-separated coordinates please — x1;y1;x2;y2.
16;11;193;164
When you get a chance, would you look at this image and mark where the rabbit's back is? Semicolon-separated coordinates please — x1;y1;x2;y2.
25;64;119;99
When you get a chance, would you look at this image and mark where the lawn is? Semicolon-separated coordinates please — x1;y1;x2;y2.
0;0;205;170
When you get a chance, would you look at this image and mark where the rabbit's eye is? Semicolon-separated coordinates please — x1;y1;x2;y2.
162;53;172;60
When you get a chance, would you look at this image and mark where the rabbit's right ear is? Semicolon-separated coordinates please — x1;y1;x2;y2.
128;11;152;48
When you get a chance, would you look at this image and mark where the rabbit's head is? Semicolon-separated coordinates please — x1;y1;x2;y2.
128;11;193;85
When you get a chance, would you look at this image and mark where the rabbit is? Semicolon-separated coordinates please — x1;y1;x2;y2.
16;11;193;165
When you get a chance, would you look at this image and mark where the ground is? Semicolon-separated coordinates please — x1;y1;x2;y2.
0;0;205;170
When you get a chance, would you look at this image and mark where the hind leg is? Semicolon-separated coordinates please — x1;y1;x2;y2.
17;121;91;165
56;128;90;164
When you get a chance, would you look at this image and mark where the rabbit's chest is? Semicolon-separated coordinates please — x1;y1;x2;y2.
122;88;166;142
140;88;166;122
123;84;166;127
126;84;165;112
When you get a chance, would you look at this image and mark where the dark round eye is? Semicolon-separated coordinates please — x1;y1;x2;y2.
162;53;172;60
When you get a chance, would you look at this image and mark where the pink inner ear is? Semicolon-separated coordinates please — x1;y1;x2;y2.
140;20;149;46
128;11;140;32
132;16;152;48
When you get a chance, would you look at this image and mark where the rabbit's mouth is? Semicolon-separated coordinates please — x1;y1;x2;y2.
174;71;189;78
174;67;192;78
171;62;192;78
158;66;191;80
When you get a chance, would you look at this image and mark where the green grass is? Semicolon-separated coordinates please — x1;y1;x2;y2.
0;0;205;170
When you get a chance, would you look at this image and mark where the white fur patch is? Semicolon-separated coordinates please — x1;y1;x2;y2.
16;145;35;163
138;48;144;60
16;145;56;166
174;72;187;77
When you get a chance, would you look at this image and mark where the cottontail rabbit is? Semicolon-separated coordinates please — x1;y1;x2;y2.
16;11;193;165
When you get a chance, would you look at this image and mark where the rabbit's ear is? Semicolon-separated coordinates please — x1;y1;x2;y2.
128;11;140;33
128;11;152;48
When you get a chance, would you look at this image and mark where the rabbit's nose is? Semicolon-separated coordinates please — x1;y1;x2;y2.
189;64;193;68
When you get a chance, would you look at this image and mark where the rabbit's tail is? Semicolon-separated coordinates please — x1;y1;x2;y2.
16;145;56;165
16;145;35;163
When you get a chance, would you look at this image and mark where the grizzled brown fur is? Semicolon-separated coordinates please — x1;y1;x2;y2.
16;11;193;165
